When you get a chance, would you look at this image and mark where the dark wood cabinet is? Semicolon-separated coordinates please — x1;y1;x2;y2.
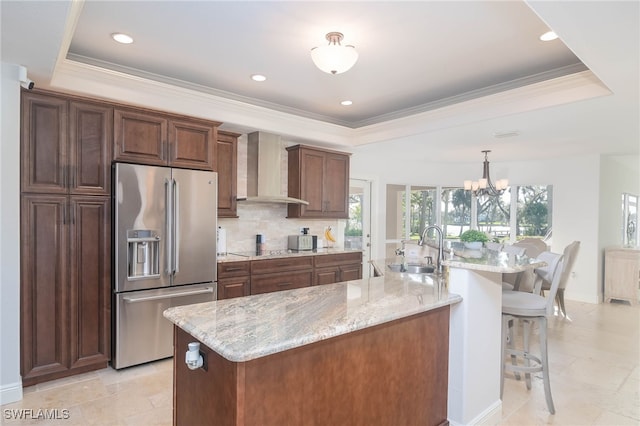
22;93;113;196
314;252;363;285
20;90;111;386
250;257;314;295
287;145;350;219
114;108;219;170
20;195;111;385
217;261;251;300
216;131;239;217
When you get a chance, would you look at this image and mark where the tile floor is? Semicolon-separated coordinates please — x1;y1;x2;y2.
2;300;638;425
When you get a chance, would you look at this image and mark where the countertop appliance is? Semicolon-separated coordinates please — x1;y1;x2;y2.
112;163;217;369
288;234;316;251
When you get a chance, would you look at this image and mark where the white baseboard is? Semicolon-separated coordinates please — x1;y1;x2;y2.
0;381;23;405
449;399;502;426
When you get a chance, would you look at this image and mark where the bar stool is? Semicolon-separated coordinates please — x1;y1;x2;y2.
501;251;564;414
501;244;527;291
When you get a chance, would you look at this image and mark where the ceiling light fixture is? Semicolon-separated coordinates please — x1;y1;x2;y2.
341;100;353;106
540;31;558;41
251;74;266;82
111;33;133;44
310;32;358;75
463;150;509;198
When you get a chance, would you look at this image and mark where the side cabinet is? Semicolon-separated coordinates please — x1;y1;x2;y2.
216;131;239;218
287;145;350;219
604;247;640;305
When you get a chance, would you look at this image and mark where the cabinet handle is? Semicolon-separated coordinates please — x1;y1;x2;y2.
225;267;245;272
62;202;67;225
277;282;292;287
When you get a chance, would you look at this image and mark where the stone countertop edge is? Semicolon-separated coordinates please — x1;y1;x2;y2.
164;275;461;363
217;248;363;263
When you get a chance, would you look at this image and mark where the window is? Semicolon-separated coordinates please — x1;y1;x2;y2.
386;184;553;250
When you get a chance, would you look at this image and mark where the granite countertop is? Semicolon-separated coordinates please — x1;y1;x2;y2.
164;272;461;362
412;240;546;273
217;248;363;263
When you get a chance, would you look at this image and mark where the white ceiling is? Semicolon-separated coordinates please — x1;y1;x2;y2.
1;1;638;163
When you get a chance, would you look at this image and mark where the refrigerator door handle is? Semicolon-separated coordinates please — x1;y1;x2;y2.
122;287;214;303
174;178;180;273
165;177;173;275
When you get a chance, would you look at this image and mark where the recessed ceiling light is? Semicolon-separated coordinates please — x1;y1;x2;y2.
539;31;558;42
251;74;266;82
341;100;353;106
111;33;133;44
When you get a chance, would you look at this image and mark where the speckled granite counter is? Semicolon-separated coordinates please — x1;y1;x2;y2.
164;272;460;362
217;247;363;263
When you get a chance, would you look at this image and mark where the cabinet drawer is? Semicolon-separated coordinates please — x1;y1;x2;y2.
217;261;251;278
314;252;362;268
251;256;314;275
251;271;313;295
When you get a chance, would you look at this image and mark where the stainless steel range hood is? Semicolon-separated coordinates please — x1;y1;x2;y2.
239;132;309;205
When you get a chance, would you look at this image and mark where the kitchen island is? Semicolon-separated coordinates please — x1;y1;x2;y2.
164;247;543;425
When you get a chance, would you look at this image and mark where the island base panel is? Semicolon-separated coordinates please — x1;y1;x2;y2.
174;306;450;426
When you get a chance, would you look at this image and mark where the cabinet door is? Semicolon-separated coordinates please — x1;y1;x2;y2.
314;266;340;286
218;277;251;300
216;131;239;217
323;153;349;218
114;109;168;165
21;92;68;194
69;196;111;369
21;195;69;385
69;102;113;195
340;263;363;282
298;149;325;217
168;118;217;170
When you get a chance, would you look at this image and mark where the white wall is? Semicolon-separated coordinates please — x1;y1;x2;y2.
351;142;639;304
0;62;23;404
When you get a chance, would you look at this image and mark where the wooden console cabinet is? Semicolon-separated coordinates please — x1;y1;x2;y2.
286;145;350;219
604;247;640;304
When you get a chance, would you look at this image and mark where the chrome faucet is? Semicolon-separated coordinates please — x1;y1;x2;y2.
418;225;444;274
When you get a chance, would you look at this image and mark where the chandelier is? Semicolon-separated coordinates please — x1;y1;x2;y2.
310;32;358;75
463;150;509;197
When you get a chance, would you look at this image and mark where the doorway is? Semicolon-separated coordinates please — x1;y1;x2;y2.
347;179;372;278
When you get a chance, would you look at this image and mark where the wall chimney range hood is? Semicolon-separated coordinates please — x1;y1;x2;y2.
239;132;309;205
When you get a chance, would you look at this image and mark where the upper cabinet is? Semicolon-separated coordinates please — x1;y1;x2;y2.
286;145;350;219
217;131;239;218
21;92;113;196
114;108;220;171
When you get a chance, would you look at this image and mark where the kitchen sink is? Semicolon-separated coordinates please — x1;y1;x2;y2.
387;263;435;274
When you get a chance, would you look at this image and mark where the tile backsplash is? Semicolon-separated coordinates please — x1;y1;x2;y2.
218;203;344;253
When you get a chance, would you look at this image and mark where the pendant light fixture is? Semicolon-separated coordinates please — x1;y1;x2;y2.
310;32;358;75
464;150;509;197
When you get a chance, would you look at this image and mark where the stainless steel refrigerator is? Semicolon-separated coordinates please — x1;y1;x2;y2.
113;163;217;369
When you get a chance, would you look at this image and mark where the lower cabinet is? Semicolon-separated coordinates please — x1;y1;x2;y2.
250;257;314;296
21;194;110;386
217;261;251;300
314;252;363;286
217;252;363;299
